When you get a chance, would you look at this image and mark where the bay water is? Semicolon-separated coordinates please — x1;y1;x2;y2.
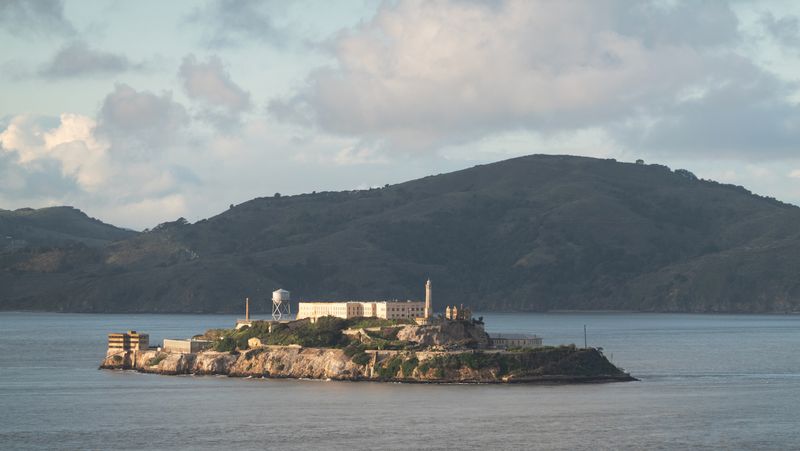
1;312;798;450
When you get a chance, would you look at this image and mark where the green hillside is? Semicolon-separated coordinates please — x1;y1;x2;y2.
2;155;799;313
0;206;136;249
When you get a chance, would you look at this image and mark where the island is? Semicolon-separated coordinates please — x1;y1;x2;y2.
101;282;634;384
99;317;634;384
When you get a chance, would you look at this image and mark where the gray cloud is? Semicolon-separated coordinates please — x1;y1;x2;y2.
761;13;800;48
38;41;141;79
614;1;740;48
178;54;252;130
0;0;74;38
98;84;189;158
614;65;800;159
186;0;285;48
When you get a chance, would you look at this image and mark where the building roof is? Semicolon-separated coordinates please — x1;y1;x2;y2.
490;333;540;340
299;300;423;304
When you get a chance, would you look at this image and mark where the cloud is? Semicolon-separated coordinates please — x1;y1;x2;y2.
0;111;195;229
186;0;285;48
98;84;189;158
178;54;252;130
38;41;142;79
0;113;110;192
761;13;800;48
269;0;800;160
0;0;74;38
613;65;800;159
0;142;79;201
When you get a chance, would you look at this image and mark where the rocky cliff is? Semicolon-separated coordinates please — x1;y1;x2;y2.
100;344;634;384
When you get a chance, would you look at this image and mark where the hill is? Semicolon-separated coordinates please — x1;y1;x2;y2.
2;155;800;313
0;206;136;250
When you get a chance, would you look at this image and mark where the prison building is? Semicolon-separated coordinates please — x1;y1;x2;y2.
107;331;150;351
296;300;426;322
490;333;543;349
162;338;213;354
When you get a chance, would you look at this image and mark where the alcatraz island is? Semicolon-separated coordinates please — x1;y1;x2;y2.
100;280;635;384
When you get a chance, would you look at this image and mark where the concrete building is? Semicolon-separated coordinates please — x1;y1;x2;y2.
296;279;434;323
162;338;213;353
490;333;543;349
297;300;426;322
107;331;149;351
444;304;472;321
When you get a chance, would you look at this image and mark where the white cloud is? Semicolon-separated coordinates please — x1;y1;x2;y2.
270;0;800;161
0;108;193;229
0;113;109;191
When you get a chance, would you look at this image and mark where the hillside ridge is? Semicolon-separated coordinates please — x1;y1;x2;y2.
2;154;800;313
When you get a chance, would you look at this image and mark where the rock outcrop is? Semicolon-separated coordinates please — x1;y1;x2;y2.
100;344;635;384
395;321;490;348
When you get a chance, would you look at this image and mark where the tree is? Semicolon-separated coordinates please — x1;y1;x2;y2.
674;169;698;180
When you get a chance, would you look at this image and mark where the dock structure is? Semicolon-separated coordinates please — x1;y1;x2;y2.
107;331;149;351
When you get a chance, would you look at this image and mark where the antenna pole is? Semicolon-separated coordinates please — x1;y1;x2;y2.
584;325;587;349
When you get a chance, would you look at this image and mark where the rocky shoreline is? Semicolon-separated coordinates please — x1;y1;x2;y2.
100;344;636;384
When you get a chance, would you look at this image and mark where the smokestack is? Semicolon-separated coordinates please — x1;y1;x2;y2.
425;279;432;319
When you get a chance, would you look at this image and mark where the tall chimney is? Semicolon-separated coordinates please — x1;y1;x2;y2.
425;279;432;319
245;297;250;321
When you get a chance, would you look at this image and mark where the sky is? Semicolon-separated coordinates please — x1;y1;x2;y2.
2;0;800;230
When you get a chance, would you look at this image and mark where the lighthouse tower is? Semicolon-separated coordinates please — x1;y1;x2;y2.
424;278;432;319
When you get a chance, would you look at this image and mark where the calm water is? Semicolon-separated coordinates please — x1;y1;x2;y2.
1;312;799;450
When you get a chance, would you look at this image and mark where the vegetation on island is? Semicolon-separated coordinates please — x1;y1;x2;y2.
146;353;167;367
367;345;626;381
415;345;622;378
204;317;417;352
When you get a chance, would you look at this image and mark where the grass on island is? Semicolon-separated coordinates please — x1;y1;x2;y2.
204;316;416;352
146;353;167;367
414;345;624;379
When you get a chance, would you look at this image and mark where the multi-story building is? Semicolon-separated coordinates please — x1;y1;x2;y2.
296;279;433;323
297;300;426;322
107;331;149;351
489;333;543;349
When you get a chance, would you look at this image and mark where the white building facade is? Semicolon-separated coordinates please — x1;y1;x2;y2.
297;300;426;322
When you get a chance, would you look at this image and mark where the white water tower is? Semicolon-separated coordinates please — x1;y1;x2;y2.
272;289;291;320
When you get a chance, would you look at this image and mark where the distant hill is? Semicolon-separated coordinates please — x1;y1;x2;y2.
0;206;136;250
2;155;800;313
